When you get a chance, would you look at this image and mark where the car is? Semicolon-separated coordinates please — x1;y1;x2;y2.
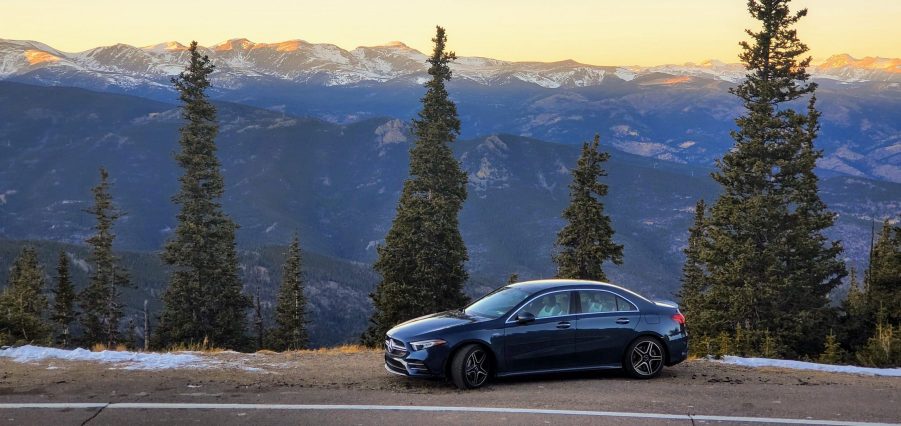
384;279;688;389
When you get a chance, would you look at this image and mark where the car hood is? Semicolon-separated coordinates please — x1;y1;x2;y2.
387;310;485;341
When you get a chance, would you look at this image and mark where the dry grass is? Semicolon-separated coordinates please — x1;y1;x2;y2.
90;343;129;352
310;344;376;355
166;337;228;353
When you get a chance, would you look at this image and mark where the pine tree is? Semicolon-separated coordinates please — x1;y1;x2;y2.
698;0;845;357
838;266;871;351
818;330;845;364
51;251;77;347
362;27;469;346
154;41;249;350
507;273;520;285
79;168;131;348
253;294;264;350
678;199;707;330
553;134;623;282
866;219;900;324
125;316;138;350
269;236;308;351
0;247;50;344
845;267;867;316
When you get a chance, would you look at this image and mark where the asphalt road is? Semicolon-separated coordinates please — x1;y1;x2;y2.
0;350;898;425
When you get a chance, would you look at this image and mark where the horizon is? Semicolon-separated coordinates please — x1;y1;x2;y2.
7;35;898;68
6;0;901;66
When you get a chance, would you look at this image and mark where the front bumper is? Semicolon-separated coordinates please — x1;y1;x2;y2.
383;336;448;378
384;353;437;377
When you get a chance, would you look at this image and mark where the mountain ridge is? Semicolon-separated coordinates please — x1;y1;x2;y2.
2;37;899;88
1;82;897;300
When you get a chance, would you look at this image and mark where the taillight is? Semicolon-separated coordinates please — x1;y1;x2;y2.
672;313;685;325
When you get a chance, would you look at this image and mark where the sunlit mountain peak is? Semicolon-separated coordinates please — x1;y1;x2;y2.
23;49;61;65
213;38;256;51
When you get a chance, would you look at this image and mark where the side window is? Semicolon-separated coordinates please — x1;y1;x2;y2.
579;291;618;313
616;296;638;312
520;292;571;319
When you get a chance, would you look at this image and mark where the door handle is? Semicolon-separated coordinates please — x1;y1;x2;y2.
616;318;630;324
556;321;571;329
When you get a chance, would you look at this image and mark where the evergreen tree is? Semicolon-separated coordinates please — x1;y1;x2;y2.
154;41;250;350
253;294;264;350
0;247;50;344
507;273;520;284
697;0;845;356
51;251;77;347
362;27;469;346
79;168;131;347
845;267;867;316
553;134;623;282
125;316;138;350
269;236;308;351
866;219;900;324
678;200;708;330
818;330;845;364
838;266;871;351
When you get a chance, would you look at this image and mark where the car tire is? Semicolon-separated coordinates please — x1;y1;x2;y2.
623;336;665;379
450;344;491;389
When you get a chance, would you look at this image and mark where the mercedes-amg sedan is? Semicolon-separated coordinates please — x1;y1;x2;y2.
384;279;688;389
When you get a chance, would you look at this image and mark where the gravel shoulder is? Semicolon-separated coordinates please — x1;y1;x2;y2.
0;349;898;424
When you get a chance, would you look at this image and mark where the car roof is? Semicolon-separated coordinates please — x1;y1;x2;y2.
507;279;649;302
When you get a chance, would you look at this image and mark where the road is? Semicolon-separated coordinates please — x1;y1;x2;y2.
0;349;898;425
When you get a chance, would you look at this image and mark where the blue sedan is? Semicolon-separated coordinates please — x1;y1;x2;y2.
384;279;689;389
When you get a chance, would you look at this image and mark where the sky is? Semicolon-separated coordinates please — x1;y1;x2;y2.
5;0;900;66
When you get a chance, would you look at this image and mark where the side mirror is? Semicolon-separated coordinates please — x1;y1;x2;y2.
516;312;535;324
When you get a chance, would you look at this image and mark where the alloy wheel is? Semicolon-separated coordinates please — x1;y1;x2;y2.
630;340;663;376
464;349;489;386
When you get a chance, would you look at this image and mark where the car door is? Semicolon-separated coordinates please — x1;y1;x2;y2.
503;290;578;373
573;290;641;366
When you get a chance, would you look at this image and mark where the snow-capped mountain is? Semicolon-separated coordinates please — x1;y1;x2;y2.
0;37;626;88
2;37;898;90
1;38;898;184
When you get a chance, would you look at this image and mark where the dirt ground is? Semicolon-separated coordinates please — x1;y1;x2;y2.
0;349;898;424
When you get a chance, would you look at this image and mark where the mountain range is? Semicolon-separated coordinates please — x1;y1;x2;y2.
1;38;899;183
3;38;899;88
1;82;897;294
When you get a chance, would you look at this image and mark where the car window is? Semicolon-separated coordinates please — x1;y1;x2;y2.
519;292;570;319
464;286;532;319
616;296;638;312
578;291;618;313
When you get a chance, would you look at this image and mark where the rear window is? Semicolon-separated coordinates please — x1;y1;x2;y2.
577;290;639;313
616;296;638;312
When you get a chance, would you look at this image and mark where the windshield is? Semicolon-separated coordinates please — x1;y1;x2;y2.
464;286;532;319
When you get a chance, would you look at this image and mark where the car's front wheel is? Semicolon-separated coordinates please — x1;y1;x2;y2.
623;336;665;379
450;344;491;389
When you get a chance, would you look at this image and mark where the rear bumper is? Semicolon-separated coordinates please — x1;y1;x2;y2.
665;333;689;366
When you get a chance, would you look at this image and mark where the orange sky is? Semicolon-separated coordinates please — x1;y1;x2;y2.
5;0;900;66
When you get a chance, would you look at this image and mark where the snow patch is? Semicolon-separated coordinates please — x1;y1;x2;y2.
719;355;901;377
0;345;202;370
374;119;407;149
0;189;16;205
611;125;639;137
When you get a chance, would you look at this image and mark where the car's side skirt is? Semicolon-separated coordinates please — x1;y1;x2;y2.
496;364;621;378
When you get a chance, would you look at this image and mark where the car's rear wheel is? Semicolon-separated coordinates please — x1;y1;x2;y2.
450;344;491;389
623;336;664;379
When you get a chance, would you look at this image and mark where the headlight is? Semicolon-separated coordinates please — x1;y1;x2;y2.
410;339;446;351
